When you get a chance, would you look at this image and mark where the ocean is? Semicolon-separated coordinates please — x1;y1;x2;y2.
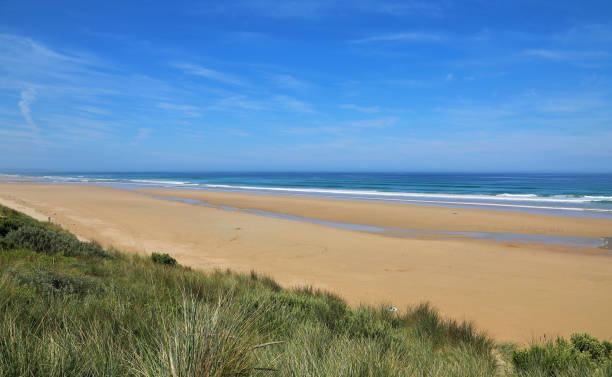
3;172;612;218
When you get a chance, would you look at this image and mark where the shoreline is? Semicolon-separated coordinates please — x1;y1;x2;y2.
1;182;612;342
3;174;612;220
137;188;612;239
140;191;608;251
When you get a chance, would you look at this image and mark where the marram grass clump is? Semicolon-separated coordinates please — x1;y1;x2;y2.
511;334;612;377
0;203;610;376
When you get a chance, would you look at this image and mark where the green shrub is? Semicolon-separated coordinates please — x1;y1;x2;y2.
0;238;16;251
0;218;22;237
603;340;612;357
5;226;111;259
151;252;177;266
571;333;608;362
0;208;58;235
6;226;72;254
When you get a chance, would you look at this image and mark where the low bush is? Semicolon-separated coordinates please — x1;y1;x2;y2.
0;218;22;237
151;252;177;266
571;333;609;362
5;226;111;259
0;238;16;251
604;340;612;356
0;206;59;235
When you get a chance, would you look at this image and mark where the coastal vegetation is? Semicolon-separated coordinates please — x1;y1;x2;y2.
0;204;610;376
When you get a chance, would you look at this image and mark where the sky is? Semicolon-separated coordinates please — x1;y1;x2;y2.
1;0;611;172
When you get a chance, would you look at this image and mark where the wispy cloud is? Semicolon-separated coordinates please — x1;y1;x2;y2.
18;87;37;128
282;126;343;135
553;24;612;45
197;0;444;19
274;95;315;113
371;1;445;17
0;33;96;67
344;116;398;128
351;32;442;44
40;114;119;142
82;28;130;41
212;95;266;111
269;74;309;89
339;104;380;113
54;125;113;142
0;128;48;143
157;102;201;117
523;49;609;62
75;105;110;116
282;116;398;135
533;94;609;114
380;78;431;87
172;62;245;86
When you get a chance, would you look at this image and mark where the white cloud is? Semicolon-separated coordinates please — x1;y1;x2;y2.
339;104;380;113
282;116;398;135
270;74;309;89
380;78;431;87
344;116;398;128
157;102;201;117
212;95;266;111
172;62;245;86
535;95;608;113
76;105;110;115
1;34;85;66
523;49;609;62
553;24;612;45
351;32;441;44
198;0;444;19
19;87;37;127
274;95;315;113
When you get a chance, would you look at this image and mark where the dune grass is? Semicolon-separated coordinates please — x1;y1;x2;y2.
0;204;610;376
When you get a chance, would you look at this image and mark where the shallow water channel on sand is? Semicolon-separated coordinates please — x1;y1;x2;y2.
140;192;610;253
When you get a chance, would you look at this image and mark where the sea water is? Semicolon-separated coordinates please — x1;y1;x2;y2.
4;172;612;219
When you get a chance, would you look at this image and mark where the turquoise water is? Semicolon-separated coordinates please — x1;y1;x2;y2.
4;172;612;218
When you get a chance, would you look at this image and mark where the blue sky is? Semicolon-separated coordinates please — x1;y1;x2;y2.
1;0;611;172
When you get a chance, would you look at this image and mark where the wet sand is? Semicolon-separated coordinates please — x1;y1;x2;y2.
1;183;611;342
138;188;612;238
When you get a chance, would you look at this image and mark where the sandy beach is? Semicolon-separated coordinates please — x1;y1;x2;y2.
1;182;611;342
